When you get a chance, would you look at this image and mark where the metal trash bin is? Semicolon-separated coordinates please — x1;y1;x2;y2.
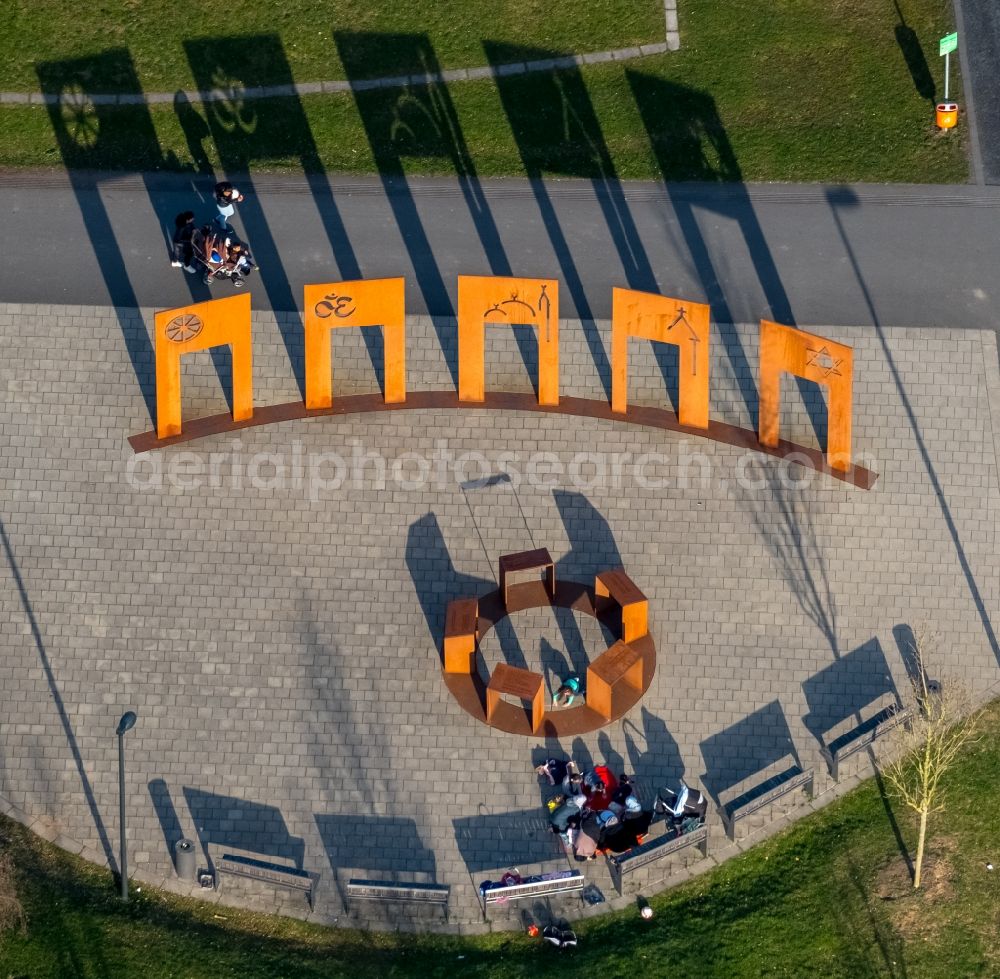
174;838;197;881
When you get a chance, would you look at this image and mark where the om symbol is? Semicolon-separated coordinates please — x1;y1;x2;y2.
314;293;356;319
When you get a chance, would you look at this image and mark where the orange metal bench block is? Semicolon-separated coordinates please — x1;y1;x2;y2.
587;640;643;721
498;548;555;610
595;569;648;642
443;597;478;673
487;662;545;733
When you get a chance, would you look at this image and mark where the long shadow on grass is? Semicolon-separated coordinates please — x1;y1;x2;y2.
626;69;827;443
335;32;524;388
832;850;910;978
484;43;661;401
184;35;367;398
35;51;213;423
0;518;117;874
893;0;935;102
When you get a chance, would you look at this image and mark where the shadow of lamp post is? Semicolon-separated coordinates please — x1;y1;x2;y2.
115;710;138;902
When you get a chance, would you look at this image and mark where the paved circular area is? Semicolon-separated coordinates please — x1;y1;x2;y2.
0;303;998;931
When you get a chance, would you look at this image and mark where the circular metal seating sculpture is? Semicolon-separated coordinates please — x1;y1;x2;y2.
441;549;656;737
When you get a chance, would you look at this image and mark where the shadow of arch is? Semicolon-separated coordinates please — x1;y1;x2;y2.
184;34;366;399
35;51;213;422
625;69;826;445
335;32;520;387
484;42;661;400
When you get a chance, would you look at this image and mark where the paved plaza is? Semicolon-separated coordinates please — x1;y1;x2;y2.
1;295;998;931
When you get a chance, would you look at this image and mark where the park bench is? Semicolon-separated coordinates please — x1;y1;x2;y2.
607;822;709;895
345;879;450;916
215;854;318;909
594;569;648;642
821;704;913;781
721;768;814;841
479;869;584;915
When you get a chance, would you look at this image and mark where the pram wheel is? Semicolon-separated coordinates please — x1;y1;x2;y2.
233;276;245;289
203;275;213;285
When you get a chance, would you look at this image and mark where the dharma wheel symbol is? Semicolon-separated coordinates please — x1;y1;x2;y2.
165;313;204;343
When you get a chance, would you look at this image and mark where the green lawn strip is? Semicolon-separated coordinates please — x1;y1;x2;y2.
3;0;663;93
0;0;967;183
1;699;999;977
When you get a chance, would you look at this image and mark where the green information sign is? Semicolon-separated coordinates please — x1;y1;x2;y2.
940;32;958;56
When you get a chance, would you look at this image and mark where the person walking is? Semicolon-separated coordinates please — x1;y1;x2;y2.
213;180;245;224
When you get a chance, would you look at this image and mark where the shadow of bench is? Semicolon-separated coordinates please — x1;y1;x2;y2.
721;768;814;841
606;822;708;896
821;704;912;781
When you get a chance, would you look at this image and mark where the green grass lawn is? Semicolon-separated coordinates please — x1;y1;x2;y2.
1;699;999;978
0;0;967;182
1;0;664;92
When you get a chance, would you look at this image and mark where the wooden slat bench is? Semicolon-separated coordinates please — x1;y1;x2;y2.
721;768;814;841
479;870;584;915
215;854;318;908
821;704;913;780
607;823;709;895
594;569;648;642
346;879;450;914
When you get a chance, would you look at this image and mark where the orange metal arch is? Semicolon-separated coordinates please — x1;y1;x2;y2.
611;287;710;429
758;320;854;471
304;278;406;409
458;275;559;405
154;293;253;439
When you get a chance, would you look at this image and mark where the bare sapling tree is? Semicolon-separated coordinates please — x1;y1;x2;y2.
879;631;984;888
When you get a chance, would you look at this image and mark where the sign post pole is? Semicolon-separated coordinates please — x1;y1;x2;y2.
936;33;959;130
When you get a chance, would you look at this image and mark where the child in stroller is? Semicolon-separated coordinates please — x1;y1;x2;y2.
194;223;258;288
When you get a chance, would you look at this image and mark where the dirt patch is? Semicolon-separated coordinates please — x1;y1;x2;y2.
875;837;958;940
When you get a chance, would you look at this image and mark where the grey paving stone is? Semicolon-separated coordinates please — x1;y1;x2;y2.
0;304;998;931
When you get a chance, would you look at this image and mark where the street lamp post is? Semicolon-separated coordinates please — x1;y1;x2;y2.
115;710;137;902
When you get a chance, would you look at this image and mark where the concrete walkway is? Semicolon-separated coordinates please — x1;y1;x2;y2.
1;293;999;931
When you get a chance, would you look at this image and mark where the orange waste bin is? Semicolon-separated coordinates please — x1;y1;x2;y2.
936;102;958;130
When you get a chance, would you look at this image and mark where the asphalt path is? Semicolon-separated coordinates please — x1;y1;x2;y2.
1;169;999;330
958;0;1000;184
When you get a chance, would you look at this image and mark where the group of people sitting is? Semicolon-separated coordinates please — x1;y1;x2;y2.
536;758;652;861
537;758;711;863
169;182;256;286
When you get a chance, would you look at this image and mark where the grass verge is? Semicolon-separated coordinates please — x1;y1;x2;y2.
0;0;968;182
1;699;998;978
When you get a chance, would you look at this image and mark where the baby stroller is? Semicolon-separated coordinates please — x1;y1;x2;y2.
193;223;257;288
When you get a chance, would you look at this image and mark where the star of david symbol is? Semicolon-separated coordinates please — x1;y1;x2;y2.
806;345;842;378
